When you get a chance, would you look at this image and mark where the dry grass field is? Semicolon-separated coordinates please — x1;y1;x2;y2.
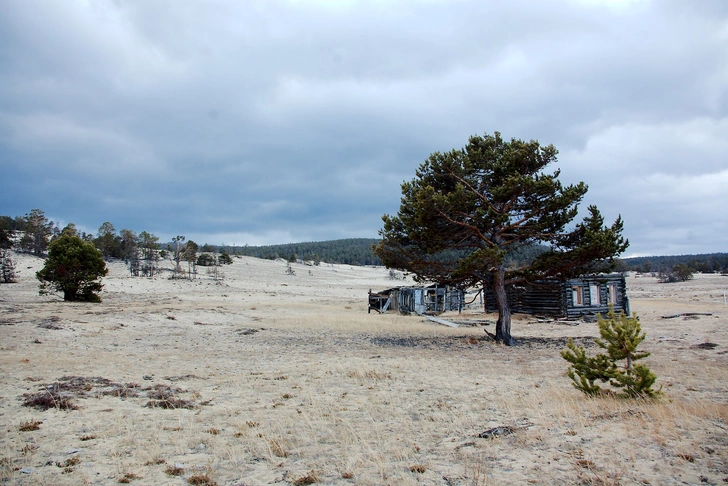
1;253;727;485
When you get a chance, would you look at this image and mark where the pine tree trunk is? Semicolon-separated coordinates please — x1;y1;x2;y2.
493;266;514;345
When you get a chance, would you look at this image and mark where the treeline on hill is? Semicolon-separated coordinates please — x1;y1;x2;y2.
226;239;550;267
621;254;728;275
227;238;382;265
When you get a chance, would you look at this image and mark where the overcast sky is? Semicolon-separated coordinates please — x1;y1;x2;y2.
1;0;726;256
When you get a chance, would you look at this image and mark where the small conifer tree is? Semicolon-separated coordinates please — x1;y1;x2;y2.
36;234;108;302
218;251;233;265
0;226;16;283
561;306;660;398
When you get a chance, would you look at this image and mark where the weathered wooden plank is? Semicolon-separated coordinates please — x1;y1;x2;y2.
425;315;459;328
661;312;713;319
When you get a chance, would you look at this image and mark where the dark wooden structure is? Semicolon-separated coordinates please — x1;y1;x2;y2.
483;273;630;317
368;286;465;315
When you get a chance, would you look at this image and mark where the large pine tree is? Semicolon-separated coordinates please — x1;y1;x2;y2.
375;132;628;345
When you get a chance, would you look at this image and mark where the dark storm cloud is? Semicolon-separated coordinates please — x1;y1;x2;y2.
1;0;726;255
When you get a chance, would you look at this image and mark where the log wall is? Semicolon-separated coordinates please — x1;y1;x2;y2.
484;273;629;317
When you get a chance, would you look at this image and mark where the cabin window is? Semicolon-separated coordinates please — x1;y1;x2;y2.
589;284;600;306
572;285;584;306
607;284;618;305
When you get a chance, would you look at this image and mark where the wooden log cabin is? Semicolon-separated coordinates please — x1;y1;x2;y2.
483;273;630;318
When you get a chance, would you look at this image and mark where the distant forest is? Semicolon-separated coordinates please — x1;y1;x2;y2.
225;239;382;265
620;254;728;274
230;240;728;274
227;240;549;268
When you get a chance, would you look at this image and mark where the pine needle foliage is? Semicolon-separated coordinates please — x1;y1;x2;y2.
595;307;650;370
561;305;660;399
562;340;615;396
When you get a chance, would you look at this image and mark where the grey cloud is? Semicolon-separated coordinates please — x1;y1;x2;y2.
1;0;726;255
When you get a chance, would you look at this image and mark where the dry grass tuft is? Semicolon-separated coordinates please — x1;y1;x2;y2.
60;457;81;467
118;472;142;483
101;383;140;398
292;470;321;485
575;466;625;486
575;459;597;469
268;438;289;458
0;457;20;473
0;458;20;481
21;444;38;455
144;384;196;409
56;456;80;473
677;453;696;462
22;390;78;410
21;376;144;410
346;369;392;381
187;470;217;485
165;464;184;476
18;419;42;431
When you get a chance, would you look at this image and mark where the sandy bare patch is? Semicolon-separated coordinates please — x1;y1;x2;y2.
1;253;727;484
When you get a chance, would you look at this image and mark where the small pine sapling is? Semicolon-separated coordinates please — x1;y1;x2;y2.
561;305;660;398
561;340;615;396
611;362;660;398
595;307;650;369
